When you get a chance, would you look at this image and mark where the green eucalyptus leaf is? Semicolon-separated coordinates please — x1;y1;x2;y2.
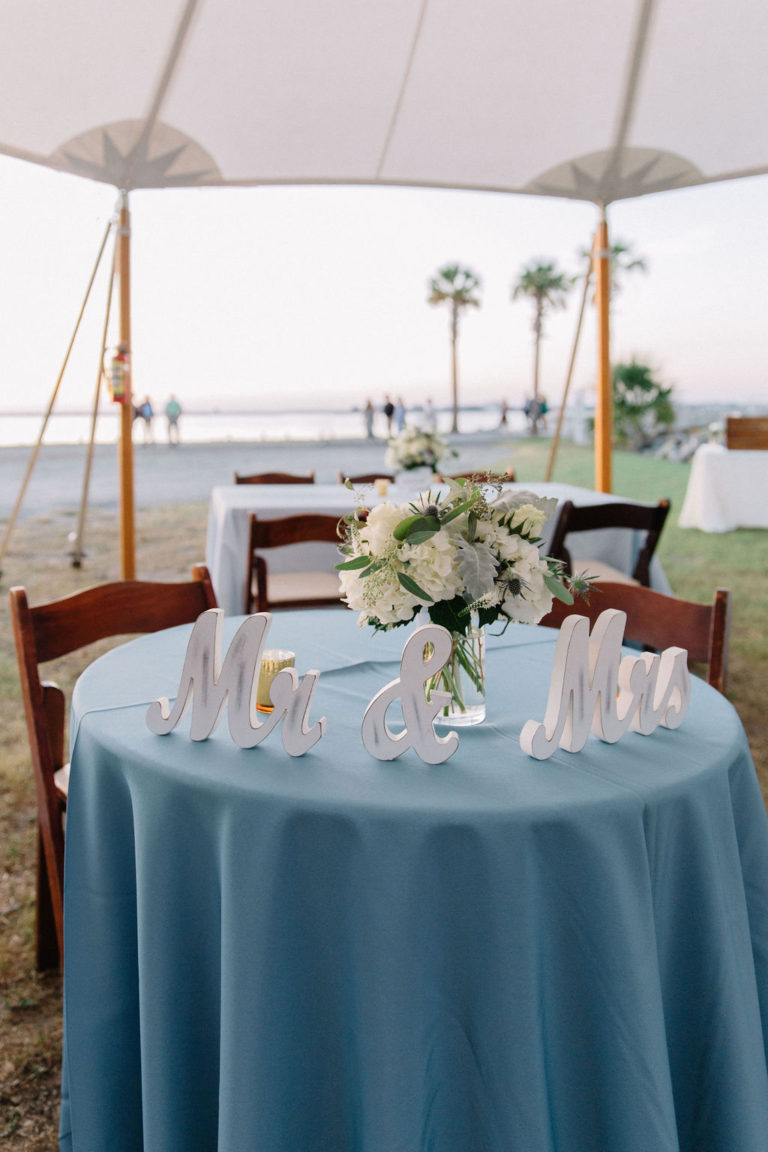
335;555;372;571
544;573;574;604
405;528;440;545
397;571;434;601
394;513;438;541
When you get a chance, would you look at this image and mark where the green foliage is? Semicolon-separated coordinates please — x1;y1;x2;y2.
612;359;675;450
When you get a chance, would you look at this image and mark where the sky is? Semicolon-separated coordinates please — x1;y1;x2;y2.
0;153;766;417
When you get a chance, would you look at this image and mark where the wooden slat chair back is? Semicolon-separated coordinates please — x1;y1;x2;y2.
539;582;731;693
245;513;344;614
234;470;315;484
338;472;395;485
725;416;768;450
10;565;217;971
548;498;670;588
436;468;516;482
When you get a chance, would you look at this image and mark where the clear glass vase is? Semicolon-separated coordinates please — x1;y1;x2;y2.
396;465;436;490
425;618;486;726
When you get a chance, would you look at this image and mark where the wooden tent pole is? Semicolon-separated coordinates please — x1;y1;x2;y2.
117;192;136;579
594;206;612;492
545;244;593;481
0;216;114;577
69;238;118;567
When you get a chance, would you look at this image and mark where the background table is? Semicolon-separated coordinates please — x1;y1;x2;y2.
679;443;768;531
61;610;768;1152
206;481;671;614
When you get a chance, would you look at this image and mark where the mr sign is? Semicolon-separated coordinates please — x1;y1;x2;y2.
146;609;325;756
520;609;691;760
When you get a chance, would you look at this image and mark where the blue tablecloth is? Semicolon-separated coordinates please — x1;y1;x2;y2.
61;611;768;1151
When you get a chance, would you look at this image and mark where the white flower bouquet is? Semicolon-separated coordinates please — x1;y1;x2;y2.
337;477;575;637
384;425;454;473
336;477;578;723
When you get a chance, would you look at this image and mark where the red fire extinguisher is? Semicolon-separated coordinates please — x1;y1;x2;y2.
106;343;130;403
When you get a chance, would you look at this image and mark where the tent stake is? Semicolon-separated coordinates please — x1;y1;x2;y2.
0;216;114;578
545;244;593;481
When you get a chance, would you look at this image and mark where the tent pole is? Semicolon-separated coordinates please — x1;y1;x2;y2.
117;192;136;579
69;239;118;567
545;244;593;481
594;206;612;492
0;216;114;577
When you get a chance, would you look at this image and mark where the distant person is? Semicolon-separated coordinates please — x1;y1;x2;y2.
383;393;395;436
363;398;375;439
422;396;436;432
539;396;549;431
394;396;406;432
499;398;509;427
165;394;182;445
138;395;154;443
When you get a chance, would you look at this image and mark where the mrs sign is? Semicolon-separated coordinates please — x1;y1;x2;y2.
146;609;691;764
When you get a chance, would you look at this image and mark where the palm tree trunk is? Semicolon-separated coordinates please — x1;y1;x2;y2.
531;306;542;436
450;303;459;433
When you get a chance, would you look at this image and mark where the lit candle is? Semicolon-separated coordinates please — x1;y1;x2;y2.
256;649;295;712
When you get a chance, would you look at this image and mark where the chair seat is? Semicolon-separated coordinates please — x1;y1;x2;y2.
572;559;640;586
263;571;344;606
54;764;70;797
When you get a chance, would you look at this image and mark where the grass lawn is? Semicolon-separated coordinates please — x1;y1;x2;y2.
0;437;766;1148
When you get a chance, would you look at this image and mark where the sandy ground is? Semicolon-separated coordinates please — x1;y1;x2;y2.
0;432;521;518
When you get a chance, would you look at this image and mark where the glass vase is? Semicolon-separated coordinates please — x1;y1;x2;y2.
396;465;436;490
425;618;486;726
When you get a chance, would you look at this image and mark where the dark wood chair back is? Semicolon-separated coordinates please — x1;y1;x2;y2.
436;468;516;482
338;472;395;485
9;565;217;970
548;498;670;587
539;582;731;693
245;513;343;614
234;471;315;484
725;416;768;450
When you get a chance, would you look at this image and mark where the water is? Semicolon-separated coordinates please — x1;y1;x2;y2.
0;404;525;448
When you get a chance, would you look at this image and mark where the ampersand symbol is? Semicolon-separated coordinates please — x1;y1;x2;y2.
361;624;460;764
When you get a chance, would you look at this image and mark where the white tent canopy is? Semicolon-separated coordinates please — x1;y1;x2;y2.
1;0;767;202
2;0;766;574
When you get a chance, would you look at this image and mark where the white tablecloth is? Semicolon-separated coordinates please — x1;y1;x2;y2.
679;444;768;532
206;481;671;614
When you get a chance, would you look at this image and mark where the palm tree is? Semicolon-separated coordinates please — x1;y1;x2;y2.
511;260;571;435
578;238;648;297
428;263;481;433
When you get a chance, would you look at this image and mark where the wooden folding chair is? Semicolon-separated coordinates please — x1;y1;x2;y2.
234;471;315;484
539;582;731;693
548;498;670;587
10;564;217;971
337;472;395;485
245;513;344;613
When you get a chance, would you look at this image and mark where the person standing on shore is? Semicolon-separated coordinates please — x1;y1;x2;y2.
394;396;406;432
383;394;395;436
138;396;154;444
363;398;375;439
165;394;182;445
422;396;436;431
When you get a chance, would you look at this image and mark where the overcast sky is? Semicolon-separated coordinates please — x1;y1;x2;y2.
0;154;766;415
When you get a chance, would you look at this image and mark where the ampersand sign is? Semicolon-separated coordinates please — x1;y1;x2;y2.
361;624;459;764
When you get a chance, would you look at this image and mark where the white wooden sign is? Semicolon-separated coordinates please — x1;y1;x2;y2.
146;609;325;756
361;623;459;764
520;609;691;760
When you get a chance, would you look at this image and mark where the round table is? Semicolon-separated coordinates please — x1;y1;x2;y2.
60;610;768;1152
